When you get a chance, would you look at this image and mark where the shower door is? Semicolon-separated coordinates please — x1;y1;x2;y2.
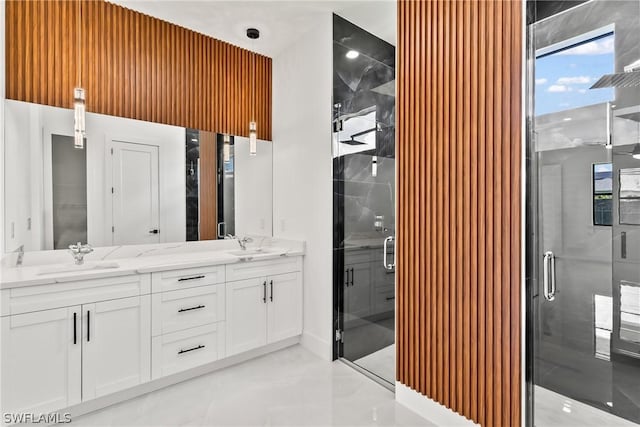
332;14;396;385
529;1;640;425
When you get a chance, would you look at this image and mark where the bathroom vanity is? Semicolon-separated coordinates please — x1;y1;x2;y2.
0;240;304;418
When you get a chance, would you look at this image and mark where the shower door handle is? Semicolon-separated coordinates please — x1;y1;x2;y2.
217;222;226;238
543;251;556;301
383;236;395;271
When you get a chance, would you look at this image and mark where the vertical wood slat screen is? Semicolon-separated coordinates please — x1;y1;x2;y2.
199;131;218;241
5;0;272;140
396;1;522;426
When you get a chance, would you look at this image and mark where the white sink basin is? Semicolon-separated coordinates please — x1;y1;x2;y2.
38;261;120;275
227;248;277;258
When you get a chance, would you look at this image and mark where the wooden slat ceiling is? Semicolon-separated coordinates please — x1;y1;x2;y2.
5;0;272;140
396;1;522;426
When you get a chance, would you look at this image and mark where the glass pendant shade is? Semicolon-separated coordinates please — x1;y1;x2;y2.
249;121;257;156
73;87;86;149
223;134;231;162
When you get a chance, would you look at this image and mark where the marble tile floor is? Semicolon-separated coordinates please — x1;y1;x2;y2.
352;344;395;385
73;345;434;427
535;386;639;427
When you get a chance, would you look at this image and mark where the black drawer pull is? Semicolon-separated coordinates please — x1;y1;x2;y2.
178;305;206;313
178;344;205;355
178;275;205;282
385;296;396;301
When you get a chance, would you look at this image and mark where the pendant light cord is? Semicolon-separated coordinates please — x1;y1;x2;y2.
77;0;82;88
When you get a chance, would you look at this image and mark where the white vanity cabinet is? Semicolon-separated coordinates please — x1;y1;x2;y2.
1;306;82;415
1;274;151;415
1;253;304;417
225;257;303;357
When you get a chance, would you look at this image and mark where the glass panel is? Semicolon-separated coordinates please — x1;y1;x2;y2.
333;14;396;385
529;0;640;425
51;134;87;249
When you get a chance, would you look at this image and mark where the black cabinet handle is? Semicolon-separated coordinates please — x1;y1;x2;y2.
263;281;267;303
178;344;205;355
149;229;159;234
178;275;205;282
178;305;206;313
73;312;77;345
350;268;354;286
345;269;349;287
87;310;90;342
270;280;274;302
385;296;396;301
622;232;627;259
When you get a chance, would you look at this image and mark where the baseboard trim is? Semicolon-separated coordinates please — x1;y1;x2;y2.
64;336;301;420
395;382;478;426
300;331;331;361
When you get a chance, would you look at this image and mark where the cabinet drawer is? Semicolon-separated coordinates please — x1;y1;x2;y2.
225;256;302;282
151;265;225;293
1;274;150;316
152;284;225;336
151;323;225;379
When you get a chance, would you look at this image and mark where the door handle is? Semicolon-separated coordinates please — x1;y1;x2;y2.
87;310;91;342
149;229;159;234
217;222;226;239
383;236;395;271
350;268;354;286
622;232;627;259
270;280;274;302
263;281;267;303
345;268;350;287
73;312;77;345
543;251;556;301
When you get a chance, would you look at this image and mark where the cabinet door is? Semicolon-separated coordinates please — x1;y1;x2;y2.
345;263;372;321
82;295;151;400
226;278;268;356
267;272;302;343
1;306;81;414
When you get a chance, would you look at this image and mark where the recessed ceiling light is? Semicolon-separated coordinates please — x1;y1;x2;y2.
563;117;572;121
346;50;359;59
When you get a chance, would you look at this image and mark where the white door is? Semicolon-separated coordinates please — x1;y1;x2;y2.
267;272;303;343
1;306;81;415
111;141;160;245
82;296;151;400
225;278;268;356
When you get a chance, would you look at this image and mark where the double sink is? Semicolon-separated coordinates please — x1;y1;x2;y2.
36;247;282;276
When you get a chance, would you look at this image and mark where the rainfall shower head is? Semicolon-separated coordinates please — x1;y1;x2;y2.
591;59;640;89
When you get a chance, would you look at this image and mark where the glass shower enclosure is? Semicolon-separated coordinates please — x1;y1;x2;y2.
332;14;396;386
527;1;640;425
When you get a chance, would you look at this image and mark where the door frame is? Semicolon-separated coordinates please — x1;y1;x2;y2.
105;137;161;246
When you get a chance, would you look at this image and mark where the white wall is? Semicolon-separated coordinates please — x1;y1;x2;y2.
3;101;186;251
272;13;333;360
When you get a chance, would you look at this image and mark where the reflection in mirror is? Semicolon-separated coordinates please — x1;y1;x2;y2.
4;100;273;253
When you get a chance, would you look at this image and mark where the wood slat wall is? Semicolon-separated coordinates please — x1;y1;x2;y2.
396;1;522;426
5;0;272;140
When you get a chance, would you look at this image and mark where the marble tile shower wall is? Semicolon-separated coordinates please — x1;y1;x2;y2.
333;14;396;246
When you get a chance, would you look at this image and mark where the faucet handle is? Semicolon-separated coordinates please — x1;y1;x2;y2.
79;243;93;254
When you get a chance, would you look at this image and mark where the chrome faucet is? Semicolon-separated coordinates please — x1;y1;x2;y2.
225;234;253;250
237;236;253;250
15;245;24;266
68;242;93;265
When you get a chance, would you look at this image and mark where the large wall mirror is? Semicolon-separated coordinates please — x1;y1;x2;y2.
4;100;273;253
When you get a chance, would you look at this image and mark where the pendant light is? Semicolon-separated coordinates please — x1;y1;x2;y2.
247;28;260;156
223;134;231;163
74;0;86;149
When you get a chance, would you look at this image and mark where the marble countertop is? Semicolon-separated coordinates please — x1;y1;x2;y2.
1;237;305;290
